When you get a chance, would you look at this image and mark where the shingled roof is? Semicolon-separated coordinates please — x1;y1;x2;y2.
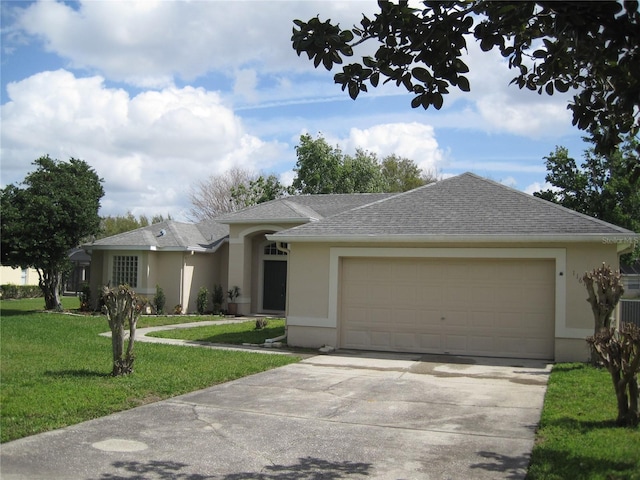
86;220;229;252
270;173;637;242
217;193;394;224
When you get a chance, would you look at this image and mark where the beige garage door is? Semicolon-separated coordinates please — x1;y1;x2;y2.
340;257;555;359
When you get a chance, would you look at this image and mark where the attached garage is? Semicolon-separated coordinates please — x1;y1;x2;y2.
339;257;555;359
267;172;638;362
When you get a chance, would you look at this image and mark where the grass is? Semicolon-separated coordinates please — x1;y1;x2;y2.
0;297;300;443
147;318;286;344
527;363;640;479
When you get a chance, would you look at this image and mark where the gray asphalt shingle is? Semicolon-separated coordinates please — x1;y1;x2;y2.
88;220;229;250
271;173;634;238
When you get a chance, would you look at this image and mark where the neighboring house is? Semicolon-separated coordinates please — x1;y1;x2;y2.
66;248;92;294
85;173;638;362
621;261;640;298
0;266;39;286
1;249;92;292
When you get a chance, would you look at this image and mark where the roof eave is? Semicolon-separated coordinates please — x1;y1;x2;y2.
266;233;639;246
218;217;317;225
83;245;158;251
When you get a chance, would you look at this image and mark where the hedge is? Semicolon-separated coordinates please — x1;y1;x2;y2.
0;284;42;299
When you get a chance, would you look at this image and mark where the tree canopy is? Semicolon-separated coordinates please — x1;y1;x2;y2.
98;212;172;239
292;133;434;194
535;134;640;260
292;1;640;157
1;156;104;309
231;174;293;209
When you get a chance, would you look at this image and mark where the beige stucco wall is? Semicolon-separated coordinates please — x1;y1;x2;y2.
285;240;623;362
226;222;303;314
88;247;227;314
0;266;39;286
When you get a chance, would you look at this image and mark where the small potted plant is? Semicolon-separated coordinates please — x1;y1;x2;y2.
227;286;240;316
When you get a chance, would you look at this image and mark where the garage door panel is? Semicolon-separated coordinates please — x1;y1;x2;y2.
340;257;555;359
443;311;468;327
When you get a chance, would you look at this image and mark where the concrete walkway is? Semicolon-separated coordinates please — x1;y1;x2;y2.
0;349;551;480
102;318;297;355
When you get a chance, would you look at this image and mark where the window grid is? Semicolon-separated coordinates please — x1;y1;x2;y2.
263;242;287;256
112;256;138;288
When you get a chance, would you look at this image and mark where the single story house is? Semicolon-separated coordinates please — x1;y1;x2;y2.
85;172;638;362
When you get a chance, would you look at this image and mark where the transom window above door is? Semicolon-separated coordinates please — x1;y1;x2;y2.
263;242;287;256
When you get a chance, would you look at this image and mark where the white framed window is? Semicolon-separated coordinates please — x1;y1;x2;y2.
263;242;287;256
112;255;138;288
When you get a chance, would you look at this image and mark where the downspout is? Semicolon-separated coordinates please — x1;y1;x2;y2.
265;241;289;344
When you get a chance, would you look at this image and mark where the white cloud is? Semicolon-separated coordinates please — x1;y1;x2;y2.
461;39;575;137
8;1;581;140
12;0;375;88
500;176;518;188
0;70;287;219
524;181;557;195
339;123;445;173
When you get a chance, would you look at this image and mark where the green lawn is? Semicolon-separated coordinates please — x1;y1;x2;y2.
527;363;640;479
147;318;286;344
0;297;300;443
3;297;639;479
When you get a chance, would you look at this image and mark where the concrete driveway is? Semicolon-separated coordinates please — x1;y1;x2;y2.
0;351;550;480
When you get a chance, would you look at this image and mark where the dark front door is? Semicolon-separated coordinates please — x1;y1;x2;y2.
263;260;287;311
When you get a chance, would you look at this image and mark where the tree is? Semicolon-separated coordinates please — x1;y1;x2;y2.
291;1;640;158
292;133;432;194
1;156;104;310
96;212;171;239
231;174;293;208
187;167;256;221
381;154;430;192
293;133;344;194
583;263;639;427
338;149;385;193
102;285;141;376
587;323;640;427
583;264;625;336
535;135;640;259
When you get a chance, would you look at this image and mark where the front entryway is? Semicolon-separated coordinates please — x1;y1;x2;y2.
263;260;286;311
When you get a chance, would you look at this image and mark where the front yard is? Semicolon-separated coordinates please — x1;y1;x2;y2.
527;363;640;479
0;297;299;443
1;297;638;479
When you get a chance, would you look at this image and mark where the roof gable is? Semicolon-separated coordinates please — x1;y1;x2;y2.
85;219;229;251
271;173;635;240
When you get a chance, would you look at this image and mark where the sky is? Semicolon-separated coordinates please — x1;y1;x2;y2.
1;0;591;221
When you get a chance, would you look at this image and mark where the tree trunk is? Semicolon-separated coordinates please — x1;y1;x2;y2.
38;268;62;310
612;372;631;426
103;285;140;377
628;377;639;426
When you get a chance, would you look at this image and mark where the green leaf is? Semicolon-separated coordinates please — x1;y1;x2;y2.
554;79;570;93
363;56;377;68
348;82;359;100
433;93;444;110
545;82;554;95
411;67;432;83
340;30;354;42
370;72;380;87
458;76;470;92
